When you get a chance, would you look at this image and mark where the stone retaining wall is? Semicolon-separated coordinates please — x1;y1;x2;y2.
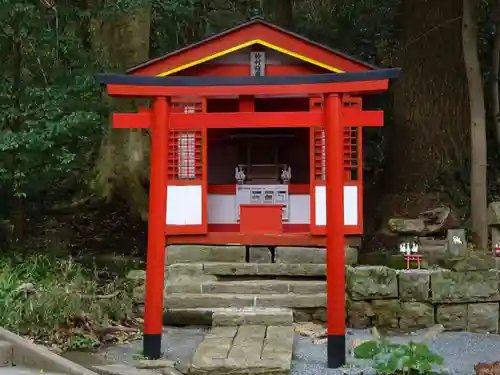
346;263;500;333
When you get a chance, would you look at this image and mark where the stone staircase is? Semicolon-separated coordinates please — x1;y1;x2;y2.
0;328;96;375
133;245;358;326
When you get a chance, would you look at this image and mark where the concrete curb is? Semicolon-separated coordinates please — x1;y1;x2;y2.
0;327;97;375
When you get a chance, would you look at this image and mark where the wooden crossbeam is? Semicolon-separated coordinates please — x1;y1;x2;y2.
112;109;384;129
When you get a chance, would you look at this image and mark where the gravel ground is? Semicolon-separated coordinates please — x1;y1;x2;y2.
76;326;500;375
294;328;500;375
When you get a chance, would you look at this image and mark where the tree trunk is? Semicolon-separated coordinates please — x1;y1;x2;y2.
91;3;152;220
492;1;500;145
462;0;488;250
377;0;470;222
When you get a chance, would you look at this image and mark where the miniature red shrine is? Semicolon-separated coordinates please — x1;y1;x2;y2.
96;17;400;369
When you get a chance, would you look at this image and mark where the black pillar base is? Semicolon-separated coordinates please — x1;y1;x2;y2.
327;334;346;368
143;333;162;359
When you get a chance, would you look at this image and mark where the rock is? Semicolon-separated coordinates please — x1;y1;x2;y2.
294;322;326;339
248;247;271;263
440;253;496;271
275;247;325;264
388;218;426;235
446;229;467;256
371;300;401;328
467;303;499;333
436;304;467;330
399;302;435;330
398;270;431;301
166;245;246;264
293;310;312;322
488;201;500;226
312;308;327;322
347;301;373;328
166;263;216;283
126;270;146;283
137;360;176;369
431;270;500;303
345;246;359;265
347;266;398;300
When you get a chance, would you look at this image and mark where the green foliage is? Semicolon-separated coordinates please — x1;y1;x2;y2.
354;338;445;374
0;250;135;350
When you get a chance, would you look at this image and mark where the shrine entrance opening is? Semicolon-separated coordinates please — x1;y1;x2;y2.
207;127;310;232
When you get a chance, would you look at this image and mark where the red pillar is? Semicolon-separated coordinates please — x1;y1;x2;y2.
143;96;169;359
324;93;346;368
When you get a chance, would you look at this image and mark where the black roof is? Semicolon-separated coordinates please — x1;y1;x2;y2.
98;68;400;86
127;17;379;74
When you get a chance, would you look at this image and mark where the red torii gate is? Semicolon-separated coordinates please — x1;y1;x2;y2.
96;70;400;368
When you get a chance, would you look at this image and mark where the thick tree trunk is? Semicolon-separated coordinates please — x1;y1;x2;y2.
462;0;488;250
378;0;470;221
91;3;152;220
492;1;500;145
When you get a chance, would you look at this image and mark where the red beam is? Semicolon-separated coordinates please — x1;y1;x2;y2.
113;112;151;128
170;111;321;129
343;107;384;127
106;80;389;98
113;109;384;129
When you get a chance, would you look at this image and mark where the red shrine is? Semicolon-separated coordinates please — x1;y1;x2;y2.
96;17;400;368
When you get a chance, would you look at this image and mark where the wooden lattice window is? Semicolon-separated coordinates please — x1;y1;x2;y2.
168;130;202;180
313;127;358;182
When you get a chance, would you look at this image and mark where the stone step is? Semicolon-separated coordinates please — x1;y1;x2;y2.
212;308;294;326
188;325;293;375
0;341;12;367
0;369;66;375
166;245;358;265
166;280;326;294
202;262;326;276
164;293;326;309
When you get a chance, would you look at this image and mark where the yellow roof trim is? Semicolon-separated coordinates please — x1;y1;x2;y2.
156;39;345;76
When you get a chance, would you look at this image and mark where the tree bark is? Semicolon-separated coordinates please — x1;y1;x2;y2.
377;0;470;221
462;0;488;250
492;1;500;145
91;2;152;220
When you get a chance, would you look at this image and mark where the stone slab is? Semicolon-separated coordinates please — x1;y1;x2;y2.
399;302;435;330
430;270;500;303
166;280;326;295
212;308;294;326
436;304;467;330
274;246;358;265
164;293;326;309
398;270;431;301
166;264;216;283
347;266;398;300
202;263;326;277
446;229;467;256
0;368;67;375
467;303;499;333
190;325;293;375
0;341;12;367
249;247;272;263
166;246;246;265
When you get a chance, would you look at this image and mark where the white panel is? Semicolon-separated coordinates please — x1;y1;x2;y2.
166;186;202;225
315;186;327;226
289;195;310;224
208;194;237;224
344;186;358;226
314;185;359;226
207;193;311;224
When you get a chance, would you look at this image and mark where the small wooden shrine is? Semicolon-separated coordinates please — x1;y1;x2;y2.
96;17;400;369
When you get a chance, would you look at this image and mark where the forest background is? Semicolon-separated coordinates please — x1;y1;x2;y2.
0;0;499;253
